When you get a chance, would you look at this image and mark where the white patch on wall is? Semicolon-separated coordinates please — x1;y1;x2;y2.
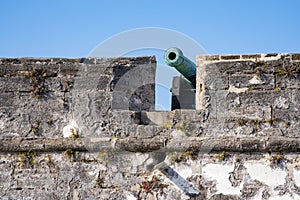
269;194;296;200
293;169;300;186
63;120;79;138
228;85;248;94
0;120;4;130
131;153;150;173
244;162;287;187
126;192;137;200
251;188;263;200
173;163;193;179
172;160;202;179
249;75;264;85
274;96;289;109
260;54;282;61
132;153;149;167
202;164;241;195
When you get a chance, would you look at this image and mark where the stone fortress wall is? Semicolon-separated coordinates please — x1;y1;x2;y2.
0;54;300;199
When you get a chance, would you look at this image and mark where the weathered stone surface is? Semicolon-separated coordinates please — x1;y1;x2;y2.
0;76;33;92
220;55;241;60
134;125;163;138
1;150;300;199
0;54;300;199
292;53;300;60
1;137;300;153
205;61;256;74
238;90;293;107
229;74;274;90
241;54;262;59
0;57;155;139
197;54;300;141
276;73;300;89
141;111;174;126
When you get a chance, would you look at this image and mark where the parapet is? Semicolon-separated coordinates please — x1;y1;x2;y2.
1;54;300;199
196;53;300;137
0;57;156;138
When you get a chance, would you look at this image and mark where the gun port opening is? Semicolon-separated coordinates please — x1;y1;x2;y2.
168;52;177;60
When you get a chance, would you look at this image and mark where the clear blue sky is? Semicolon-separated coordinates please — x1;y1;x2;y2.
1;0;300;110
1;0;299;57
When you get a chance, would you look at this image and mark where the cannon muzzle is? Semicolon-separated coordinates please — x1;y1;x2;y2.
164;47;196;88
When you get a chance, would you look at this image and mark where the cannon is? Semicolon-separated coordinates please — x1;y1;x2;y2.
164;48;196;110
164;47;196;88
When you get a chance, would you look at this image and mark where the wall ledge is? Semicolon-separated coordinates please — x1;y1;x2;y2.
0;136;299;153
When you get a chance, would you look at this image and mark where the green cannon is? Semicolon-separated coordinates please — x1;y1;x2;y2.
164;47;196;88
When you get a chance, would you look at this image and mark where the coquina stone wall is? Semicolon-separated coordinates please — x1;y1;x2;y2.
196;53;300;138
0;54;300;200
0;57;156;139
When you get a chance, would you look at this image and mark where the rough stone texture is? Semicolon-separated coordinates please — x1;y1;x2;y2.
2;151;300;199
0;57;156;139
196;53;300;138
1;137;300;153
0;54;300;199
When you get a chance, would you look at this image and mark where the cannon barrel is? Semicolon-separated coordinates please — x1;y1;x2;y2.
164;47;196;88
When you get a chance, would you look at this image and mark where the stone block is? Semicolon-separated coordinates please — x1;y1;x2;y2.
199;55;220;61
265;53;278;57
291;89;300;106
287;121;300;137
0;92;14;108
97;75;111;91
58;63;81;76
292;54;300;60
44;77;64;91
276;74;300;89
0;162;12;189
243;105;272;120
202;71;229;90
241;54;261;59
273;108;299;121
206;61;255;74
141;111;174;126
220;55;241;60
0;77;31;92
3;61;58;77
0;92;68;138
0;65;6;76
203;90;229;120
229;74;274;90
252;59;290;74
134;125;162;138
238;90;292;107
